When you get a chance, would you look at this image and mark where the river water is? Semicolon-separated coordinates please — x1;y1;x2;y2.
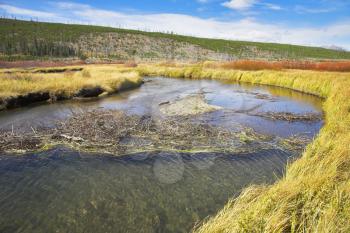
0;77;323;233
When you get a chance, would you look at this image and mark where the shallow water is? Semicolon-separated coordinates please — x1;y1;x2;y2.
0;77;323;233
0;77;322;137
0;148;290;233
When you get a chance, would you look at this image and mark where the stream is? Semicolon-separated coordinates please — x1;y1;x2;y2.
0;77;323;233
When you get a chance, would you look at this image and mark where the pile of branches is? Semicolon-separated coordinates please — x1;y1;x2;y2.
50;110;248;154
0;109;310;155
254;111;322;122
0;130;43;153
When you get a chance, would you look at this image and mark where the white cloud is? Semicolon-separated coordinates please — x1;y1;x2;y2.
52;2;90;10
1;2;350;50
222;0;257;11
221;1;282;12
0;4;58;18
295;5;335;14
263;3;282;10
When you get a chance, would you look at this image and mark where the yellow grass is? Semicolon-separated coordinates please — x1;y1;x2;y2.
1;62;349;232
137;64;350;233
0;65;142;100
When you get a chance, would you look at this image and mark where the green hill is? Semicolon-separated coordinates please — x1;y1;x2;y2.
1;18;350;61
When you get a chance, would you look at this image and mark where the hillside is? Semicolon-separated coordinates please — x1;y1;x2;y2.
1;18;350;61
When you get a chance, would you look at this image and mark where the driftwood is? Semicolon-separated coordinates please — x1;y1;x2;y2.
0;109;311;155
254;111;322;122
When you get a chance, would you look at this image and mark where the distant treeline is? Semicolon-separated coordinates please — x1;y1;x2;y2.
1;18;350;61
1;37;77;58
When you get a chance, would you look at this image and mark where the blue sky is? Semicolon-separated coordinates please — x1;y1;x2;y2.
1;0;350;49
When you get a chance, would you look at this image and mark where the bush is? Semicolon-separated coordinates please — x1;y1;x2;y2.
214;60;350;72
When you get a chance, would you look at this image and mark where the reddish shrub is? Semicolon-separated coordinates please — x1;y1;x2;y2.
218;60;350;72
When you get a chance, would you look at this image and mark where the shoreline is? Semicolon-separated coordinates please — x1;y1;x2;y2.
0;66;143;111
135;64;350;233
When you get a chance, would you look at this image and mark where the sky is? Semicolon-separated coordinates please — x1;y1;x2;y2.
0;0;350;50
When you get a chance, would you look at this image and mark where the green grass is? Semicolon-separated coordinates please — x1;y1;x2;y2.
1;18;350;60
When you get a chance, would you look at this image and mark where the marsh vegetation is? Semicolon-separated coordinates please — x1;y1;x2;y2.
134;64;350;233
0;66;142;110
0;67;328;232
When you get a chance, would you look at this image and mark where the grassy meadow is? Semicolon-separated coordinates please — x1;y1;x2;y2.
136;64;350;233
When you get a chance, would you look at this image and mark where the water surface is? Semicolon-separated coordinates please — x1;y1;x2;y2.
0;77;323;233
0;77;322;137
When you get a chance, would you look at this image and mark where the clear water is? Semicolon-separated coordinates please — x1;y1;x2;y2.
0;77;322;137
0;148;291;233
0;77;323;233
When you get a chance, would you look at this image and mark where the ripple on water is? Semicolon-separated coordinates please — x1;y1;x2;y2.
0;148;291;233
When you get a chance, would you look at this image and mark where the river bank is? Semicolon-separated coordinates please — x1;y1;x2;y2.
135;64;350;233
0;65;142;111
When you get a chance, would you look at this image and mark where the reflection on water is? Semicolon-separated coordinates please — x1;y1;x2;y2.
0;77;324;233
0;77;323;138
0;148;290;233
227;81;323;110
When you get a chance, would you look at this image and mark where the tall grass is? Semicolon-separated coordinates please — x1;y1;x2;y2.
205;60;350;72
138;64;350;233
0;65;142;100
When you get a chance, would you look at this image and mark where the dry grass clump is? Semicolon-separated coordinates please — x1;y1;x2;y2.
81;69;91;78
123;61;138;67
157;61;191;68
158;61;178;67
206;60;350;72
0;65;142;109
138;64;350;233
